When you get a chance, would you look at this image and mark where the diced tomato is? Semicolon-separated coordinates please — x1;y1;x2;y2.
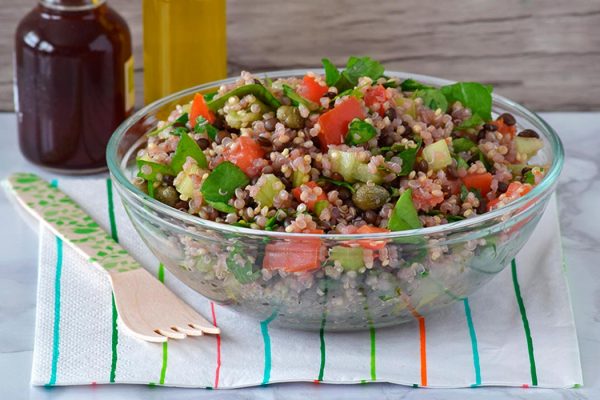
223;136;265;177
364;85;388;117
505;181;532;197
355;225;390;250
291;181;328;211
491;117;516;137
446;179;462;196
263;229;323;272
189;93;215;127
486;198;500;211
317;97;365;150
297;75;328;103
462;173;493;196
412;188;444;211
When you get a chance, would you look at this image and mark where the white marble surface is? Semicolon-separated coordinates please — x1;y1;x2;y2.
0;112;596;400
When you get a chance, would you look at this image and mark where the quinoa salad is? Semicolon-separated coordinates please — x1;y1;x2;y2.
132;57;548;326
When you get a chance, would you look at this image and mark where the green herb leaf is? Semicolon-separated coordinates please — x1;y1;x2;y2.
226;245;260;284
400;79;432;92
201;161;250;203
455;115;484;131
388;189;422;231
334;56;385;91
171;132;208;172
175;112;189;124
203;92;218;102
171;127;189;137
345;118;377;145
147;181;155;198
460;184;469;202
452;138;478;153
136;159;175;181
440;82;493;121
398;139;422;176
455;156;469;170
206;200;236;214
193;116;219;140
446;215;466;223
414;88;448;112
264;215;279;231
282;84;320;111
207;84;281;111
318;177;356;193
322;58;341;86
479;152;492;171
523;170;535;184
382;78;399;88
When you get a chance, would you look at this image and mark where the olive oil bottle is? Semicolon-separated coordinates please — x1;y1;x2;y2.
143;0;227;104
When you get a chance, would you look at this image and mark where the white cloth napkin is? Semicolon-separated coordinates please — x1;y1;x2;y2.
22;178;581;389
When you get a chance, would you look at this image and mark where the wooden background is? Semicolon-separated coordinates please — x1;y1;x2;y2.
1;0;599;111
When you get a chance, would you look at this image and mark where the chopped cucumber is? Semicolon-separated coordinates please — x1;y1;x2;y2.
328;149;384;183
422;139;452;171
174;163;203;201
225;99;269;129
251;174;284;207
515;136;543;160
330;246;365;270
292;169;309;187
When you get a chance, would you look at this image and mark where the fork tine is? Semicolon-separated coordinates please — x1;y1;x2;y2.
124;327;168;343
155;328;187;340
172;324;204;336
190;322;221;335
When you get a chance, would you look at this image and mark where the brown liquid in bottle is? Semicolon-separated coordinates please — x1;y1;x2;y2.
14;0;133;173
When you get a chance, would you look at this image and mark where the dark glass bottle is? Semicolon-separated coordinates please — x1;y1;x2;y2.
14;0;134;173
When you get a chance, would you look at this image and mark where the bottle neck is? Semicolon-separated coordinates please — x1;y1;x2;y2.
39;0;106;11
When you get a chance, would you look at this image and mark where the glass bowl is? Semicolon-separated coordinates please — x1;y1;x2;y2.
107;70;564;331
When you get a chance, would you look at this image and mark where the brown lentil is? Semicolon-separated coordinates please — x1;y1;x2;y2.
498;113;516;126
517;129;540;138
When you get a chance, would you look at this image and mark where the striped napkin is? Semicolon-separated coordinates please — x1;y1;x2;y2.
21;178;581;389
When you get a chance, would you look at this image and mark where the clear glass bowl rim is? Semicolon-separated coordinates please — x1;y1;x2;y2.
106;69;564;240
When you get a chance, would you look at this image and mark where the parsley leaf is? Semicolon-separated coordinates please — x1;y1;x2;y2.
455;115;484;131
171;132;208;172
333;56;385;92
388;189;422;231
206;200;236;214
345;118;377;145
201;161;250;203
318;177;356;193
136;159;175;181
452;138;478;154
321;58;341;87
523;170;535;184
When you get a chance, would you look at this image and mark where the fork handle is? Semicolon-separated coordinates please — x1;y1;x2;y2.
4;173;140;274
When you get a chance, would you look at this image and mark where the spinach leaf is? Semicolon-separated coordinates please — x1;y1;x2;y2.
452;138;478;153
207;84;281;111
455;156;469;170
345;118;377;145
388;189;422;231
264;215;279;231
398;139;422;176
382;78;399;88
440;82;493;121
414;88;448;112
460;185;469;202
194;116;219;140
171;132;208;172
136;159;175;181
400;79;432;92
147;181;155;198
282;84;320;111
226;245;260;284
455;115;484;131
321;58;341;87
201;161;250;203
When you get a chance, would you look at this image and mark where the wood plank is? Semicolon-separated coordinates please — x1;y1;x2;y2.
1;0;599;111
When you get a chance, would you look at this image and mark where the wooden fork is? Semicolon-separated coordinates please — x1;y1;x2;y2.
4;173;220;343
